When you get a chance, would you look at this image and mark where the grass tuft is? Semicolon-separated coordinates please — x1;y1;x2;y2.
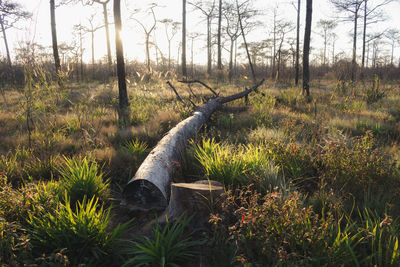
58;156;109;205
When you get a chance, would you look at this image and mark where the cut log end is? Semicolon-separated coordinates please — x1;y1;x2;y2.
122;179;168;211
161;180;224;228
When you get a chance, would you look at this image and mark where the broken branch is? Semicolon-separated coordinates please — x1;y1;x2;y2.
166;81;184;103
178;80;219;97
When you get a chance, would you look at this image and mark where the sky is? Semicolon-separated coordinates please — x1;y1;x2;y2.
2;0;400;66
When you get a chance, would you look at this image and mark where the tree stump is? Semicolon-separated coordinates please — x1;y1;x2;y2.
160;180;224;229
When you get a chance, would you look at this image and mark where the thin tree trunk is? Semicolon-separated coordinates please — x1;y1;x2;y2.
237;0;255;83
80;29;84;80
217;0;222;70
0;15;11;67
191;37;194;78
229;39;234;82
207;17;212;75
303;0;312;98
323;33;327;65
295;0;300;85
91;31;95;66
168;40;171;70
391;40;394;65
50;0;61;74
272;10;277;79
102;2;113;74
352;4;358;81
361;0;367;79
182;0;187;77
146;35;151;72
114;0;130;127
234;38;237;76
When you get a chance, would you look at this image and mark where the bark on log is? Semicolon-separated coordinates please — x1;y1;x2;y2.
122;79;264;211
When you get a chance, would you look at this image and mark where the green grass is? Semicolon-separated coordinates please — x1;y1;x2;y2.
1;72;400;265
122;216;201;267
193;138;288;193
28;195;130;266
121;138;148;158
58;156;109;205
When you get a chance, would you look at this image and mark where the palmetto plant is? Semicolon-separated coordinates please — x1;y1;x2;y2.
122;216;201;267
58;156;109;205
122;138;148;158
28;195;130;266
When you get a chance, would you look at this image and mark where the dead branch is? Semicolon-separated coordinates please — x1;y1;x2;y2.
166;81;184;103
166;81;196;107
178;79;219;96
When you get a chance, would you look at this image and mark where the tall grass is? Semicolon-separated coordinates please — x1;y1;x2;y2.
193;139;288;192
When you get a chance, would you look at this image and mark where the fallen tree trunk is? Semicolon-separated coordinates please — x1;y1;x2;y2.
122;79;265;211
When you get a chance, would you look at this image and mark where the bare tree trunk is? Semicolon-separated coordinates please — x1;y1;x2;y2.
217;0;222;70
391;40;394;65
229;39;234;82
0;15;12;67
323;34;327;65
114;0;130;127
303;0;312;99
361;0;367;78
352;4;358;82
80;29;84;80
332;37;336;64
91;31;95;66
168;39;171;70
207;17;212;75
237;0;255;83
50;0;61;74
182;0;187;77
191;36;194;78
234;38;237;76
146;35;151;72
102;2;113;74
295;0;300;85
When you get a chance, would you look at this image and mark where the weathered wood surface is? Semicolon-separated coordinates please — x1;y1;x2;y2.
162;180;224;228
122;79;264;211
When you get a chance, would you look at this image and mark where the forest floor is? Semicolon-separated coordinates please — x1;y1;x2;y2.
1;76;400;266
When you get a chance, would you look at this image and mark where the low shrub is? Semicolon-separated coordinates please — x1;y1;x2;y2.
365;75;385;104
0;147;61;185
319;132;397;202
262;140;317;192
209;187;359;266
0;218;31;266
209;186;400;266
0;178;59;225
